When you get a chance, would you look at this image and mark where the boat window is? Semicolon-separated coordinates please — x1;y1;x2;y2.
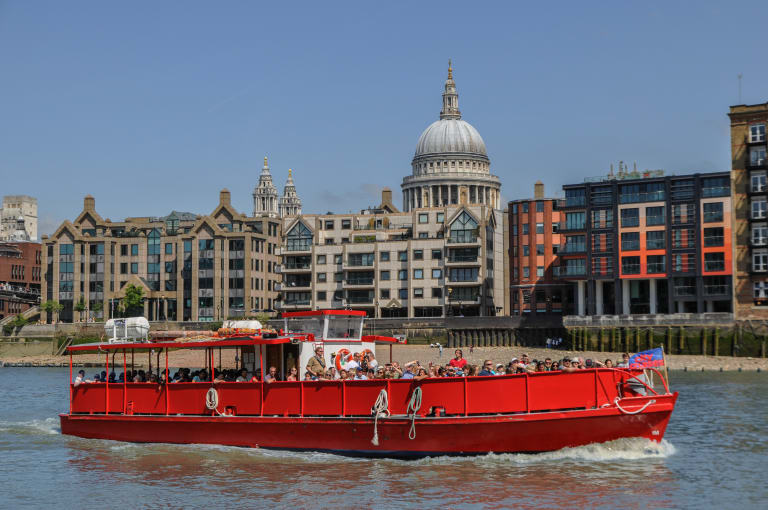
326;317;362;340
284;317;325;338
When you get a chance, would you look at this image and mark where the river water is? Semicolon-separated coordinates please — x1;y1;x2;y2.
0;368;765;509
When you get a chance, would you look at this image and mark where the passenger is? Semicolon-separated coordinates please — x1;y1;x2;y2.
604;359;614;368
366;368;376;379
520;354;531;367
118;372;125;383
413;367;429;380
339;369;349;380
286;367;298;381
365;352;379;371
478;360;496;376
100;370;107;382
249;371;260;382
617;353;630;368
353;367;367;380
401;361;418;379
236;369;249;382
305;346;326;378
303;372;314;381
345;352;362;372
551;361;560;371
149;373;159;383
74;369;87;386
264;366;279;383
389;362;403;378
376;367;385;379
326;367;337;379
467;364;479;376
496;363;505;373
505;367;515;375
536;361;546;372
449;349;468;370
544;358;553;371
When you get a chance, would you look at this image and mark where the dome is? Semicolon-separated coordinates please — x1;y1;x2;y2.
414;119;487;158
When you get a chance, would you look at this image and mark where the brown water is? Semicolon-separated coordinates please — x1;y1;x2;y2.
0;368;765;508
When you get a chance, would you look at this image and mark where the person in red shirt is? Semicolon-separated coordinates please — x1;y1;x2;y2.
448;349;468;370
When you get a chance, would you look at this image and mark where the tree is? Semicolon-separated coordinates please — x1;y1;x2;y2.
74;296;87;323
123;284;145;317
41;300;64;323
90;300;103;321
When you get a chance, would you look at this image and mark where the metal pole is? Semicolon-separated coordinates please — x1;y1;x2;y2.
123;349;127;414
105;351;109;414
165;348;169;415
69;353;73;414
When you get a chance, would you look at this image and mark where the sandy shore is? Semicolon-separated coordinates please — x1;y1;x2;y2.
1;344;766;372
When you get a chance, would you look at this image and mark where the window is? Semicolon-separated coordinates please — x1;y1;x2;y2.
565;212;585;230
432;269;442;279
672;229;695;249
398;251;407;261
413;249;423;260
380;270;390;280
591;256;613;276
704;227;724;247
333;254;342;264
380;289;390;299
646;206;665;226
398;270;407;280
413;288;423;298
750;123;766;143
398;288;408;300
672;203;695;224
620;208;639;227
704;252;725;272
286;222;312;251
414;269;423;279
522;224;529;234
317;273;327;282
565;188;586;207
673;253;696;273
341;219;351;229
418;213;429;224
536;201;544;212
120;263;127;274
536;223;544;234
523;245;530;256
647;255;665;274
752;171;767;192
522;266;530;278
418;232;429;239
432;288;442;298
120;245;128;256
324;220;334;230
436;213;444;223
590;186;613;206
647;231;666;250
591;209;613;229
165;261;176;273
164;243;173;255
703;202;723;223
431;249;442;260
131;244;138;256
522;203;529;213
130;263;138;274
536;266;544;277
754;281;768;300
449;212;479;243
317;291;327;301
619;182;665;203
753;223;768;246
380;251;390;262
621;256;641;275
348;253;374;266
332;272;342;282
754;250;768;272
751;146;767;166
621;232;640;251
591;233;613;252
536;244;544;255
752;198;767;219
701;177;730;197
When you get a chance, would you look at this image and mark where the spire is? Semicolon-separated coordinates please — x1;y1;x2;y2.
287;168;293;183
262;156;270;174
440;59;461;120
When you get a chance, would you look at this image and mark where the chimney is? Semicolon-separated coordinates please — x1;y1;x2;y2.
381;187;392;206
84;195;95;211
534;181;544;199
219;189;231;206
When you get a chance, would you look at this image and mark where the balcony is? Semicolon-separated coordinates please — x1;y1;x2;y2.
282;263;311;272
445;255;480;265
283;280;312;290
704;285;731;296
447;236;479;245
751;237;768;247
347;295;374;304
447;294;480;304
560;266;587;277
447;276;482;286
282;300;311;308
674;285;696;297
559;243;587;254
704;262;725;272
558;223;587;233
344;277;374;288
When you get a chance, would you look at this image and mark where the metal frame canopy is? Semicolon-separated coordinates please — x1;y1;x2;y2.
282;310;367;317
66;336;297;354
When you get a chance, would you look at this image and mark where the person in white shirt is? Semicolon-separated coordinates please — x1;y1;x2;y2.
345;352;362;372
365;352;379;371
74;369;87;386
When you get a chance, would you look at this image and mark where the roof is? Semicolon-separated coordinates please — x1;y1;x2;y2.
67;336;299;353
282;310;367;317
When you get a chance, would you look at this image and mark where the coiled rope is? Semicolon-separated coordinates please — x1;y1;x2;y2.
407;386;423;440
370;389;390;446
614;397;655;415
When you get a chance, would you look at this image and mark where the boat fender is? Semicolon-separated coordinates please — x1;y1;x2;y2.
335;348;351;371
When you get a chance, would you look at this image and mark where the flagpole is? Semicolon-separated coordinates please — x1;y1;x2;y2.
661;343;670;392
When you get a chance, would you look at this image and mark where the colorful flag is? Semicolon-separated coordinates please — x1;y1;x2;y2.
629;347;665;369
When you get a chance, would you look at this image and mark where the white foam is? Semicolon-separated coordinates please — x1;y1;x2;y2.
0;417;60;436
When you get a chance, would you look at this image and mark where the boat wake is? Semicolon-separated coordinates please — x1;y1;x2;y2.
0;417;60;436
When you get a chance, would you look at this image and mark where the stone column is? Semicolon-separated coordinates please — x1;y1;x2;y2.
650;279;657;314
622;279;631;314
595;280;603;315
577;281;586;316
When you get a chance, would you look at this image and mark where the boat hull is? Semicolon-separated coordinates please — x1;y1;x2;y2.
60;393;677;457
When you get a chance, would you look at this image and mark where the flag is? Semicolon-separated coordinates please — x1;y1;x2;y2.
628;347;665;369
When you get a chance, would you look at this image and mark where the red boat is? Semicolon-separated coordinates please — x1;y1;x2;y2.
59;310;678;457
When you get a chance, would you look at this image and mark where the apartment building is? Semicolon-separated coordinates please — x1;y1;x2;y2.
559;170;732;315
508;182;574;315
278;189;505;317
729;102;768;318
0;241;41;320
41;191;281;323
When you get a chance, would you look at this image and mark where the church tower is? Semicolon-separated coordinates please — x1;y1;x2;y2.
253;156;279;217
278;168;302;217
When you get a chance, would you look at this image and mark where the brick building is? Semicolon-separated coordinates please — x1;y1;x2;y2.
0;241;41;320
41;191;281;323
560;169;732;315
508;182;574;315
729;102;768;318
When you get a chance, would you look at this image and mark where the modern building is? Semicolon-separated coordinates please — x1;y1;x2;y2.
1;195;38;241
41;191;281;323
508;182;574;315
401;61;502;212
559;168;732;315
278;189;505;317
0;241;41;320
729;102;768;318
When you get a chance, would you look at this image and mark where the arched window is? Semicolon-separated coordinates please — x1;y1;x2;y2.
286;222;312;251
449;212;479;243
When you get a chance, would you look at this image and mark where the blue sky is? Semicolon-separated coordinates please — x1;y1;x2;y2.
1;1;766;235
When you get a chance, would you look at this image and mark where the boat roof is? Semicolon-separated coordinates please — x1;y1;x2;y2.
282;310;367;317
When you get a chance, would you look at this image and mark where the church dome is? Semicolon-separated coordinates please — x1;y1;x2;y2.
414;119;487;158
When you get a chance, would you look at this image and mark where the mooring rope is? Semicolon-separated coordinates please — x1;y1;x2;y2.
614;397;655;415
407;386;423;440
370;389;390;446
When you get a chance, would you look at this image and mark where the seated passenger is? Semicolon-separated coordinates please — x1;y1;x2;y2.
353;367;367;380
617;353;630;368
303;372;314;381
478;360;495;376
264;366;279;383
339;369;349;380
74;369;87;386
286;367;298;381
236;369;249;382
536;361;546;372
604;359;614;368
413;367;429;380
544;358;553;371
401;361;418;379
448;349;468;370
